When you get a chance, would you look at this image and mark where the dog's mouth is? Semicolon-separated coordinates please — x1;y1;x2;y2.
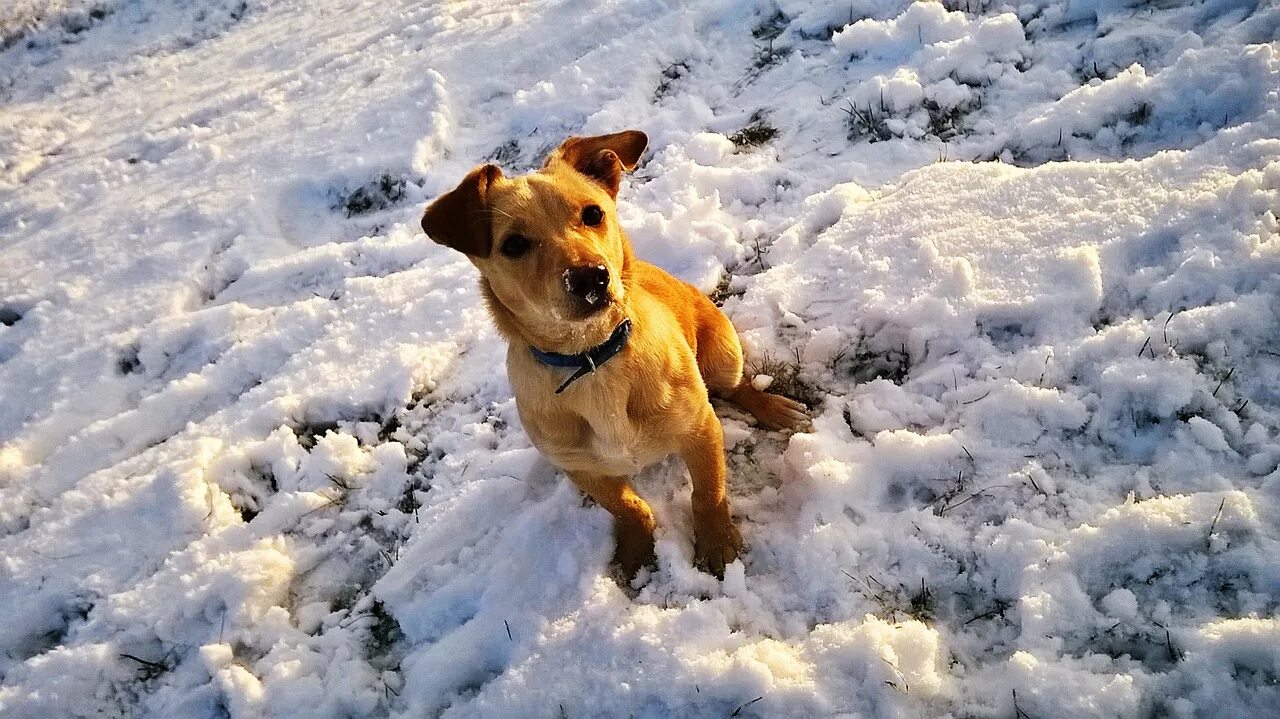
570;289;613;318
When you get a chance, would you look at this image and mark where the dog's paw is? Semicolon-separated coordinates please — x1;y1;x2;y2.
694;520;744;580
730;384;811;431
613;524;657;581
754;393;811;432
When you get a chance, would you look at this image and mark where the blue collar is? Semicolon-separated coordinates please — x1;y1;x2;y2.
530;318;633;394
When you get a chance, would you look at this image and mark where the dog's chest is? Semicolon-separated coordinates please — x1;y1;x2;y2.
586;426;638;469
517;386;669;475
575;400;659;473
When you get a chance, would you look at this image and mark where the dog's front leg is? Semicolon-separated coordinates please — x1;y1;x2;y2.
681;408;744;579
568;471;657;579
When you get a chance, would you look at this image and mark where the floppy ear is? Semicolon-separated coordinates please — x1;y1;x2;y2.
546;130;648;197
421;164;502;257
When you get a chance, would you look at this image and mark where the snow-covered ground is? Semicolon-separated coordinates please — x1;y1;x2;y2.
2;0;1278;716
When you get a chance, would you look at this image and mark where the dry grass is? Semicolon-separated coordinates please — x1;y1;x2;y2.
332;173;408;218
729;112;779;149
747;349;824;408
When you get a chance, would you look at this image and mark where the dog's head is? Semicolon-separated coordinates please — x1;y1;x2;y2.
421;130;648;353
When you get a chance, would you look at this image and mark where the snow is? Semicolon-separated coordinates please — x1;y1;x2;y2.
1;0;1278;717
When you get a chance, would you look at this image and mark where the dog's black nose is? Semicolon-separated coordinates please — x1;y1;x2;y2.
564;265;610;306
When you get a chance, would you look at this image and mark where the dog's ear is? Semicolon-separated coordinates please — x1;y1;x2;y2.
421;164;502;257
546;130;648;197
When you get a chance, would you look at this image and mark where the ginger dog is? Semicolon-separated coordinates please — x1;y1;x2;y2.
420;130;807;579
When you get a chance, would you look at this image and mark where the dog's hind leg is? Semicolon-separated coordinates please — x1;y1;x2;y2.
693;317;745;393
693;302;809;431
567;471;657;580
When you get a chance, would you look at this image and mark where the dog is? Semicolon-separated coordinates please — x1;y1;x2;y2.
420;130;807;580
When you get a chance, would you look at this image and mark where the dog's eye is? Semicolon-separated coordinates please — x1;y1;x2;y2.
581;205;604;227
500;234;532;258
